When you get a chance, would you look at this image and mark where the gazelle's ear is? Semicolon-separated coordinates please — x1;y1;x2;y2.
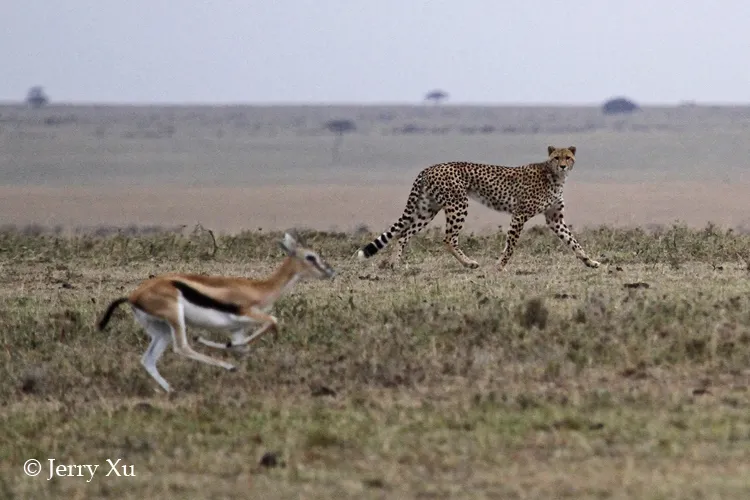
279;232;297;255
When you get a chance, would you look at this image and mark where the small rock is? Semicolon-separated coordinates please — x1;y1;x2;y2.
310;384;337;397
259;451;282;468
363;478;387;489
133;402;155;413
623;282;650;289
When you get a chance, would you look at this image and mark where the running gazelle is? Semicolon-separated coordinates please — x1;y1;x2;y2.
97;232;335;393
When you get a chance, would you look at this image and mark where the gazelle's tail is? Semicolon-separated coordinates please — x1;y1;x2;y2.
97;297;129;331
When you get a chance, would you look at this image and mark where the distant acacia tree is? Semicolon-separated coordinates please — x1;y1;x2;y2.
602;97;639;115
425;89;448;105
325;119;356;164
26;86;49;109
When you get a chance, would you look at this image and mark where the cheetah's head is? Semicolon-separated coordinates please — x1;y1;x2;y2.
547;146;576;174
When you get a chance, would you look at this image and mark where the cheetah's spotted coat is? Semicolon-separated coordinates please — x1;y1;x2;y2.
357;146;600;270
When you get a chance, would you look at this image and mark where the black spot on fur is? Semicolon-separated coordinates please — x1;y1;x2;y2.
171;280;241;314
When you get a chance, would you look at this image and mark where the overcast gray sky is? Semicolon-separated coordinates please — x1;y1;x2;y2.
2;1;749;105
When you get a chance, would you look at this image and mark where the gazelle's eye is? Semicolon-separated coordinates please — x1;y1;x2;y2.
305;255;316;262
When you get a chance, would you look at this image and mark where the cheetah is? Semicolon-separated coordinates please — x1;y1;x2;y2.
356;146;600;270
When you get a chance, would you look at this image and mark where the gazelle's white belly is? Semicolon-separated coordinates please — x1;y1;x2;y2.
179;298;255;330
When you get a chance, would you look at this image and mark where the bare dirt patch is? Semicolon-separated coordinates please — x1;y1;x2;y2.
1;180;749;235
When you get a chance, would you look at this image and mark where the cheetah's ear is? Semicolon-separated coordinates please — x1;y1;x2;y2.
568;146;576;155
547;145;556;156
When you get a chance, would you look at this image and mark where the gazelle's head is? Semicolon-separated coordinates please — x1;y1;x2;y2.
279;231;335;279
546;145;576;175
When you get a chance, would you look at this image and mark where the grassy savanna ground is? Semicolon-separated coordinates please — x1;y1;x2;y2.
2;224;750;498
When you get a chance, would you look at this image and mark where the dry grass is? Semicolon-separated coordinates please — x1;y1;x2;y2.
2;225;750;498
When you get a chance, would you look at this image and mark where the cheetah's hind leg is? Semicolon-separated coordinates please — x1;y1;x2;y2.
442;198;479;269
390;205;440;268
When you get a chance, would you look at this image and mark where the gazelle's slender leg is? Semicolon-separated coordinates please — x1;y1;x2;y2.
134;309;174;392
168;302;237;371
229;331;252;355
195;336;233;350
226;309;278;348
197;308;278;350
227;321;277;348
141;326;172;393
196;329;252;354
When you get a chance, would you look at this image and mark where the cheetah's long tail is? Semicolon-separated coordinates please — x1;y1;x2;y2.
356;221;404;260
357;174;423;260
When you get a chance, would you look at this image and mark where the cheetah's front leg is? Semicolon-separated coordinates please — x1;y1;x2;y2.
495;214;529;270
544;205;600;268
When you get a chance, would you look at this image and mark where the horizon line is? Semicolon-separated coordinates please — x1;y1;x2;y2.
1;99;749;108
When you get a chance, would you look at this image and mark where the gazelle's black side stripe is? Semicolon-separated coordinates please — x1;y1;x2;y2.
171;281;241;314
